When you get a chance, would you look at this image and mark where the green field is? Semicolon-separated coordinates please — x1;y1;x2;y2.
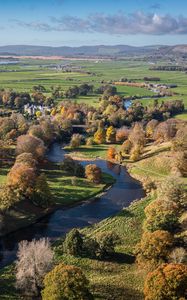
0;59;186;118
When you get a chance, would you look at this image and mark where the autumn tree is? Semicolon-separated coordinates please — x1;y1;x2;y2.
61;157;85;177
32;174;53;208
136;230;173;268
106;126;116;143
70;133;83;149
0;184;23;211
157;176;186;211
144;263;187;300
107;147;116;161
94;127;106;144
121;139;132;155
85;164;102;184
128;122;145;147
42;263;93;300
145;119;159;138
116;126;130;142
16;134;46;160
7;163;36;196
15;152;37;169
144;199;179;232
16;238;54;296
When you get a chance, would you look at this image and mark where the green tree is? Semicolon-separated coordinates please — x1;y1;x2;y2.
42;263;93;300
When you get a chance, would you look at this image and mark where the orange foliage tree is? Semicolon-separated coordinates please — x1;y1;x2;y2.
85;164;102;184
144;263;187;300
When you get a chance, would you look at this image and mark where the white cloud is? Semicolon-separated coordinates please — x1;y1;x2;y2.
12;12;187;35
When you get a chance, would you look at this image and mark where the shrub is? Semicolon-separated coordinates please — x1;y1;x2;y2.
144;263;187;300
63;228;84;256
61;157;85;177
136;230;173;268
16;238;53;296
85;164;102;184
42;263;93;300
144;199;179;232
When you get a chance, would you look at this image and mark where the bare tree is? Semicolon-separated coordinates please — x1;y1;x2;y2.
15;238;54;296
169;247;186;263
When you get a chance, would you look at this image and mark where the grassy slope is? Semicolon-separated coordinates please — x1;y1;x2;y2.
55;197;153;300
0;196;152;300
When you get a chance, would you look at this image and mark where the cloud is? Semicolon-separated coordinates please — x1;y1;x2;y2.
11;12;187;35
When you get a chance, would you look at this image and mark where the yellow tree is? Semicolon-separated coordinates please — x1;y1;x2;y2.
106;126;116;143
94;127;106;144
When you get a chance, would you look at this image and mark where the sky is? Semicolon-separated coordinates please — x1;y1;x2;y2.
0;0;187;46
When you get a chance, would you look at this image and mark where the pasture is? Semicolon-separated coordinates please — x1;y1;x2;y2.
0;58;186;117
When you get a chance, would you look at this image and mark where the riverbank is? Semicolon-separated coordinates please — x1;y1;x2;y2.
0;194;153;300
0;164;115;237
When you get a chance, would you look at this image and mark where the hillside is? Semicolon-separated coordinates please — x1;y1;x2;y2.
0;44;185;57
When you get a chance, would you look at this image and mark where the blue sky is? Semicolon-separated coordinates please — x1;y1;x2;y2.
0;0;187;46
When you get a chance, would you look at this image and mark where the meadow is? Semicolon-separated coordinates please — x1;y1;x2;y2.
0;58;186;119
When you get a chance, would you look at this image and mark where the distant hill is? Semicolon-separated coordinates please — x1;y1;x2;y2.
0;44;186;57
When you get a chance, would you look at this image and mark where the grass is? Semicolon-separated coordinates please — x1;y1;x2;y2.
54;196;153;300
65;144;121;160
0;195;153;300
44;166;115;206
0;167;8;184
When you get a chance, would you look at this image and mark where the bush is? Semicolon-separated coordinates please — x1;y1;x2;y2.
85;164;102;184
63;228;84;256
61;156;85;177
136;230;173;268
144;263;187;300
42;263;93;300
144;199;179;232
16;238;53;296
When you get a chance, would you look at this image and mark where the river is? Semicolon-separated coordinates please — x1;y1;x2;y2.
0;143;144;268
